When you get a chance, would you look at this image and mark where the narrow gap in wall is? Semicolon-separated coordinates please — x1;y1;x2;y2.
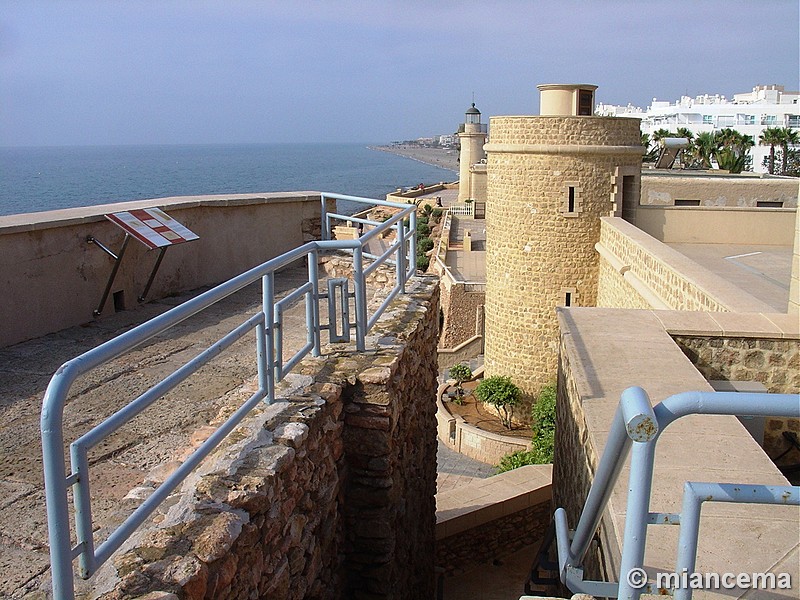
565;292;572;307
568;187;576;213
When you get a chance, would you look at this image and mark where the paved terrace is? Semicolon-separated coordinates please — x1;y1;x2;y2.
0;265;494;598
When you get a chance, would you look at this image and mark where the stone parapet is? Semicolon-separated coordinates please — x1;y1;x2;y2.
596;216;773;312
89;276;440;600
0;193;325;347
486;116;642;148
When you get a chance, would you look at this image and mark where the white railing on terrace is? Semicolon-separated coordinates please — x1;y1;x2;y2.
41;192;417;600
448;201;475;217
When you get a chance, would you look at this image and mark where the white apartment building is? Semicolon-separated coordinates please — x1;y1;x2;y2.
597;84;800;173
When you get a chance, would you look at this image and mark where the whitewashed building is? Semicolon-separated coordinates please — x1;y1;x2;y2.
597;85;800;172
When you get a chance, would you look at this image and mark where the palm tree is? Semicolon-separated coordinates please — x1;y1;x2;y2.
779;127;799;175
759;127;784;174
692;132;717;169
675;127;694;141
714;129;754;173
651;128;671;145
641;132;659;162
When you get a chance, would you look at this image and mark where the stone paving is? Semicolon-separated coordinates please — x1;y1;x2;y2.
436;439;496;493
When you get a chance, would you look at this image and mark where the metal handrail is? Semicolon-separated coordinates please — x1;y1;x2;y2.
41;192;417;600
553;386;800;599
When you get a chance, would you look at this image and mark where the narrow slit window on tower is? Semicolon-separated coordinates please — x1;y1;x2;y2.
562;183;581;216
561;287;577;307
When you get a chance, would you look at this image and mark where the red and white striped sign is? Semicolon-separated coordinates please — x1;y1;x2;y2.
105;208;199;249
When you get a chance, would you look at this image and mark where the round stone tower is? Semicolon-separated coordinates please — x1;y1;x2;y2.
482;84;643;398
458;102;487;202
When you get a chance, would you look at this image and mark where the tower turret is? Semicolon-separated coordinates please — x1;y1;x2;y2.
483;84;643;399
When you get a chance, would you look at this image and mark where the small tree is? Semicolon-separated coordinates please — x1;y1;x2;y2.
475;376;521;429
448;364;472;403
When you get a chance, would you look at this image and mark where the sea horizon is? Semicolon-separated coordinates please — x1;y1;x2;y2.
0;142;457;217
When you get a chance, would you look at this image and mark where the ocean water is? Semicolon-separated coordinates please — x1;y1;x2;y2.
0;143;457;217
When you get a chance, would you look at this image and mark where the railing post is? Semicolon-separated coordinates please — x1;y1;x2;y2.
409;210;417;281
307;248;321;357
568;387;656;566
396;219;406;294
41;385;76;600
320;194;329;241
353;246;367;352
262;272;276;402
617;440;657;600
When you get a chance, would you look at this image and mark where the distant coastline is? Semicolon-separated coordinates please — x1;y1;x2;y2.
369;144;459;175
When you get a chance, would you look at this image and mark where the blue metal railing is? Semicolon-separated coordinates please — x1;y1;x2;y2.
552;387;800;600
41;192;417;600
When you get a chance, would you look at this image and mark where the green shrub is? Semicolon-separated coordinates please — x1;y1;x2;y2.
422;204;434;216
431;207;443;219
417;236;434;253
496;449;541;473
530;383;556;463
416;221;430;237
475;376;521;429
416;255;430;272
417;215;429;225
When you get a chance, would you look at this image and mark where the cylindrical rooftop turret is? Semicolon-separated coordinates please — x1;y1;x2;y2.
538;83;598;116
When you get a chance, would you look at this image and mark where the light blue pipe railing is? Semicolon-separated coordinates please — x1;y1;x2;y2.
41;192;417;600
553;386;800;600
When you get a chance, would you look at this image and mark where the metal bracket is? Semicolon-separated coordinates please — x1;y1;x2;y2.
88;234;131;316
87;235;169;315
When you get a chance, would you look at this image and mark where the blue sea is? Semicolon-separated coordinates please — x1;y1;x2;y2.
0;143;457;217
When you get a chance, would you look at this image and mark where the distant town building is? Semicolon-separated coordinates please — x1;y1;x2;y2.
597;84;800;172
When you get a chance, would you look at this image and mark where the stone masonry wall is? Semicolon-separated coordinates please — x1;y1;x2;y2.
673;335;800;464
551;333;608;584
483;116;642;400
595;257;651;309
438;276;485;348
93;276;440;600
596;217;727;311
435;501;551;577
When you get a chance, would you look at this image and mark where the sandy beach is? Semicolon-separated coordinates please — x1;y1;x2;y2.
370;144;460;175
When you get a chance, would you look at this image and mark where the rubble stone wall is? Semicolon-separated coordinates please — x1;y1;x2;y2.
93;276;440;600
435;501;551;576
438;276;485;348
673;335;800;464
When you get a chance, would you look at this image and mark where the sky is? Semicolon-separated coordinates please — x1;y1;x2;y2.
1;0;798;147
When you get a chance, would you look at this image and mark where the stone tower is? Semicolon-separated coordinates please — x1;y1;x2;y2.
458;102;487;202
482;84;643;398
